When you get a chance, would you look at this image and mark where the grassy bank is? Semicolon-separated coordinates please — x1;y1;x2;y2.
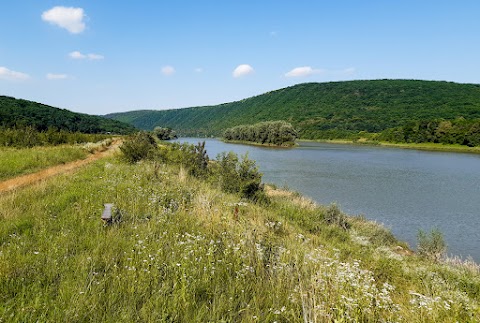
0;148;479;321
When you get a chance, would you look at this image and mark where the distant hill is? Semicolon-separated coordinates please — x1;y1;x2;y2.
105;80;480;139
0;96;136;134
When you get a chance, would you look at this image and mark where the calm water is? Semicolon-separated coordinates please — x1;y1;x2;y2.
177;138;480;262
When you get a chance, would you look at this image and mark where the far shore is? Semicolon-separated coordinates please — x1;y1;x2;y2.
181;137;480;154
298;138;480;154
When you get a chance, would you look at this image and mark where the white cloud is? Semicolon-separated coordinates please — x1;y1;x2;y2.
41;6;86;34
46;73;68;80
161;65;176;76
69;51;104;60
87;53;104;60
285;66;357;78
0;66;30;81
69;51;86;59
233;64;254;78
194;68;204;73
285;66;324;78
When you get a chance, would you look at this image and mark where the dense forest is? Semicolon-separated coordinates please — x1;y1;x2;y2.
105;80;480;144
223;121;297;146
0;96;136;134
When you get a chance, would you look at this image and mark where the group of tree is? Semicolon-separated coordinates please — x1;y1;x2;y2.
0;95;136;134
378;118;480;147
105;80;480;147
0;126;113;148
223;121;297;146
153;126;177;140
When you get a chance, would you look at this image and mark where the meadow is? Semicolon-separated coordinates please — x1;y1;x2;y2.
0;141;479;322
0;146;88;181
0;139;114;181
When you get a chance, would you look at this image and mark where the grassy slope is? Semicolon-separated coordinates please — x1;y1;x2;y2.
0;95;136;134
105;80;480;137
0;155;478;322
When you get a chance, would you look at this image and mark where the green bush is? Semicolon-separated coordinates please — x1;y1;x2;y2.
213;152;267;202
417;228;447;262
119;132;157;163
153;126;177;140
324;203;350;230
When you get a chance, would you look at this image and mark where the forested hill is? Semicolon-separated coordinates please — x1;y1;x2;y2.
105;80;480;139
0;96;136;134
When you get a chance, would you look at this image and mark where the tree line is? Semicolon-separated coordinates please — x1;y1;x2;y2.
223;121;297;146
0;126;113;148
378;118;480;146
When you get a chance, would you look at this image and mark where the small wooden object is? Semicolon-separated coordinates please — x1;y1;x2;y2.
101;203;114;223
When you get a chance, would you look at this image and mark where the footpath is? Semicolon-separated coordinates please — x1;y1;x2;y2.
0;141;121;194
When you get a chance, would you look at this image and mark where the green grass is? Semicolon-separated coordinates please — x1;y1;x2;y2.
0;156;479;322
0;145;89;181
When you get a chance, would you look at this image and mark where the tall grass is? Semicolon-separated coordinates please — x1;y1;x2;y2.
0;146;88;180
0;156;479;321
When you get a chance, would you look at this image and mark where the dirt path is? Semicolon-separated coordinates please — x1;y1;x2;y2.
0;141;122;194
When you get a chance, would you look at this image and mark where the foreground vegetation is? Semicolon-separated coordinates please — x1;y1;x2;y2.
0;137;479;322
223;121;297;147
106;80;480;147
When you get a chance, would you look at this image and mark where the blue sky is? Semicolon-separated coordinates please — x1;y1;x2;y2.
1;1;480;115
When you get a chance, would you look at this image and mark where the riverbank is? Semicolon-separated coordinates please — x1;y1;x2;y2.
1;144;479;321
300;138;480;154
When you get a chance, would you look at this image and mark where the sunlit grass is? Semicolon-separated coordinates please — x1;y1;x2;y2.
0;145;92;181
0;157;478;322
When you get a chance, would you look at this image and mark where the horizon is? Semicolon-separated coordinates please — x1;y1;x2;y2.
1;1;480;115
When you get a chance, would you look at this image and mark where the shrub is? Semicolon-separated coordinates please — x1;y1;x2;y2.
119;132;157;163
153;126;177;140
213;152;267;202
323;203;350;230
417;228;447;262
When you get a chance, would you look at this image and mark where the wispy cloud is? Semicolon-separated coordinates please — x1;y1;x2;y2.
69;51;104;60
46;73;68;80
285;66;356;78
41;6;86;34
285;66;324;78
0;66;30;81
161;65;176;76
233;64;254;78
194;67;204;73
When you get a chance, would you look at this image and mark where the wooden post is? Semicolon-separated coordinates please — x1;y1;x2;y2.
101;203;114;223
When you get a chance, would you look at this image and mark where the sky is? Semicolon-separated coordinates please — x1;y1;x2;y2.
1;1;480;115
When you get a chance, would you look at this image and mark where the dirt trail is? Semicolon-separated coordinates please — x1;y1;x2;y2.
0;141;122;194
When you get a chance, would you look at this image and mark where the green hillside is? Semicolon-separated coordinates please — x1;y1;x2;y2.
0;96;136;134
105;80;480;140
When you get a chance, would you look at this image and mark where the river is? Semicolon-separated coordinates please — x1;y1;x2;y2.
176;138;480;262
